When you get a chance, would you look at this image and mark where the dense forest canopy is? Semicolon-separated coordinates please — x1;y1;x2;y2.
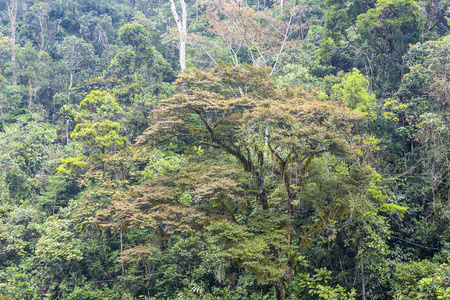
0;0;449;299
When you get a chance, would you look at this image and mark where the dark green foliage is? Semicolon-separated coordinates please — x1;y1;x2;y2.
1;0;450;299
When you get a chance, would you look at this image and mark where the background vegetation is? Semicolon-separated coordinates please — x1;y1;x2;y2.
0;0;449;299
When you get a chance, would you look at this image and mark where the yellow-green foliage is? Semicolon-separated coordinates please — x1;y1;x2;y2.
78;90;123;122
391;260;447;299
363;135;381;151
35;218;83;262
379;203;407;219
207;215;294;284
383;98;407;122
71;120;126;149
56;154;88;175
332;68;377;122
58;91;128;175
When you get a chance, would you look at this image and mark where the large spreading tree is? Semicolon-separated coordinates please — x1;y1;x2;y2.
99;63;385;299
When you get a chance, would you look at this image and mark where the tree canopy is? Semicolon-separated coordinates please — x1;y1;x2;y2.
0;1;450;299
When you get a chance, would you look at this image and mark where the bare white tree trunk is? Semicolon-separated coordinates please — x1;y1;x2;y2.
66;119;70;145
68;68;73;101
271;0;296;74
7;0;18;85
169;0;187;71
37;13;48;51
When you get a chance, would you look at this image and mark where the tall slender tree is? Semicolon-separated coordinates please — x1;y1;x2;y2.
57;36;95;101
169;0;187;71
6;0;18;85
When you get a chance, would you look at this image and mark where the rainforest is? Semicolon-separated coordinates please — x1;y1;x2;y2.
0;0;449;299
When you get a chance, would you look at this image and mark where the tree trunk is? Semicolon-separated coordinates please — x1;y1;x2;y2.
255;149;269;209
169;0;187;71
0;105;5;130
7;0;18;85
66;119;70;145
39;16;47;51
120;232;125;274
274;279;285;300
361;257;366;300
28;80;33;111
271;0;295;74
68;68;73;102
